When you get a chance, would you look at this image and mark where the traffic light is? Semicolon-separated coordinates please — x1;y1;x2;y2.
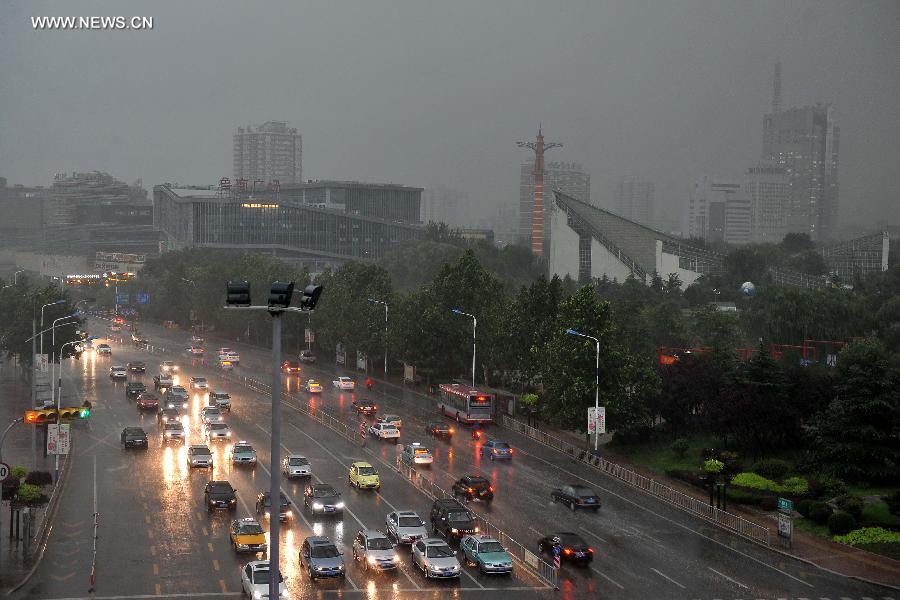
299;284;323;310
268;281;295;309
226;281;251;306
24;407;92;424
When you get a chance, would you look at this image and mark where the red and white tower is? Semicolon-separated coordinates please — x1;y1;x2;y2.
518;126;562;256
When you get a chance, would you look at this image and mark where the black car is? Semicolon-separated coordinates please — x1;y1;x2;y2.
425;421;454;439
157;406;181;425
125;382;147;400
121;427;148;449
537;532;594;565
204;480;237;511
355;400;377;416
452;475;494;505
551;484;601;511
303;483;344;515
127;361;146;373
429;498;478;541
256;492;292;521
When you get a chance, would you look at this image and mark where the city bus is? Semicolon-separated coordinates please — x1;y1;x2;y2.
437;383;494;424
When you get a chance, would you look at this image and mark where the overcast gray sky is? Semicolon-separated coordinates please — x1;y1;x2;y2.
1;0;898;233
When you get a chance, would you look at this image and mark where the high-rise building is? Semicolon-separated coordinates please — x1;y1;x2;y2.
688;176;748;245
422;184;467;226
615;176;655;227
762;104;839;241
519;160;589;249
233;121;303;185
746;163;791;243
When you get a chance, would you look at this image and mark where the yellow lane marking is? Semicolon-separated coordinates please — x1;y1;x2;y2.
202;526;209;536
153;563;159;575
154;583;161;595
219;579;227;593
208;542;214;552
213;559;220;571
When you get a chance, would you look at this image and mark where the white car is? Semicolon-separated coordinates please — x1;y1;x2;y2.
377;414;403;429
160;360;178;373
187;445;213;468
109;365;127;380
205;422;231;442
412;538;461;579
161;421;185;443
332;376;355;390
385;510;428;544
240;561;286;599
201;406;223;424
96;343;112;355
190;376;208;390
369;422;400;442
401;443;433;466
282;455;312;478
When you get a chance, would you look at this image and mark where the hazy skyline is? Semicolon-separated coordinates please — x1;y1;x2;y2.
1;0;898;234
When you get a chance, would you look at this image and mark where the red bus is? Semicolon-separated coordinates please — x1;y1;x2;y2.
437;384;494;424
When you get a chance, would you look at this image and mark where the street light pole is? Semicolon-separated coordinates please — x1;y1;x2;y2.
451;309;477;387
2;269;25;289
566;329;601;453
53;340;82;482
40;300;66;357
367;299;389;380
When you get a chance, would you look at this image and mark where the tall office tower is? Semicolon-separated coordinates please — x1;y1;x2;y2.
233;121;303;185
688;176;748;245
615;176;655;226
746;163;791;243
762;104;839;241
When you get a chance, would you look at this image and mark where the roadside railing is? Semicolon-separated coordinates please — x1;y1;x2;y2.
394;458;559;589
499;414;770;545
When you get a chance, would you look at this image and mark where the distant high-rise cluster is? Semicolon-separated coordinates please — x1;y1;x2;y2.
233;121;303;185
615;176;655;227
688;176;749;245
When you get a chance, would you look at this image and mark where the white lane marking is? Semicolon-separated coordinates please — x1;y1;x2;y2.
590;566;625;589
707;566;748;589
528;526;542;537
578;526;607;543
650;567;685;589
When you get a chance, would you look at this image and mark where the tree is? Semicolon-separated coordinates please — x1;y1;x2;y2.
780;232;814;254
656;353;726;439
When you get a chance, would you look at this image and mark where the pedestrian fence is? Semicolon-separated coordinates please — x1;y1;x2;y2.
499;415;770;546
394;457;559;589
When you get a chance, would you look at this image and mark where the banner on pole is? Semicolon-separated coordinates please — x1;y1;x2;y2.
587;406;606;435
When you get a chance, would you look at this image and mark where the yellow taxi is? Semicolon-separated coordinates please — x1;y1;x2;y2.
229;518;267;554
348;461;381;490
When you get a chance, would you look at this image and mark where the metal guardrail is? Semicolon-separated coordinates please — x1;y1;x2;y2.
393;458;559;589
499;415;770;546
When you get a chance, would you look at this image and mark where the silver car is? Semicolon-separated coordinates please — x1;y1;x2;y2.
385;510;428;544
412;538;461;579
187;445;213;468
282;455;312;478
205;422;231;442
301;536;345;579
352;530;399;572
201;406;223;425
162;421;185;443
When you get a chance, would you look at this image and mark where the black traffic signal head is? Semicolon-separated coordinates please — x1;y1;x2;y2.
299;285;324;310
268;281;295;309
226;281;251;306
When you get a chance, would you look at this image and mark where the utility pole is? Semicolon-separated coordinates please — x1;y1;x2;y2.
30;319;36;468
517;125;562;257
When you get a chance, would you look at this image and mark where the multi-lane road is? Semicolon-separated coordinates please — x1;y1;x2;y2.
11;318;898;600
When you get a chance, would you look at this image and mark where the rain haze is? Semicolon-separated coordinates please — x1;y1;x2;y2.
1;0;898;231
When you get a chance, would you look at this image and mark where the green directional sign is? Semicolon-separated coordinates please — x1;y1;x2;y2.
777;497;793;514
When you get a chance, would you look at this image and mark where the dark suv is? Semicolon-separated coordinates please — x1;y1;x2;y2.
452;475;494;505
121;427;148;449
125;382;146;400
430;498;478;542
204;480;237;511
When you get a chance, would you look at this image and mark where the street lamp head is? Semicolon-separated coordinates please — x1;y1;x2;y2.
451;308;463;314
565;328;580;336
54;299;66;305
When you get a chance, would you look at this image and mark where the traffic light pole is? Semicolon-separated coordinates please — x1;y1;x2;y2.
54;340;79;482
269;312;282;600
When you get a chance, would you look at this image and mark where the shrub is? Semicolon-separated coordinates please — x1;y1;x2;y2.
10;466;27;481
836;494;865;521
24;471;53;486
833;527;900;546
884;491;900;517
15;483;43;503
726;487;762;506
752;459;791;480
704;459;724;474
731;472;776;491
808;474;847;500
809;501;834;525
828;512;858;535
671;438;689;459
780;476;809;496
759;496;778;511
796;499;813;518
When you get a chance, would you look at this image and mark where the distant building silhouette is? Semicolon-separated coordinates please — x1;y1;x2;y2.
234;121;303;185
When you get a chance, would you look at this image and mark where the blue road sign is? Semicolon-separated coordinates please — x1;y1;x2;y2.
115;293;130;305
135;292;150;305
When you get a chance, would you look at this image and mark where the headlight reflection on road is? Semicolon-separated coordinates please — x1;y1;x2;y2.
312;522;323;536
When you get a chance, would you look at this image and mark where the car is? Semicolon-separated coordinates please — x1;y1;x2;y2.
96;343;112;355
303;483;344;515
301;536;345;579
190;376;208;390
209;391;231;412
121;427;148;449
351;530;399;573
348;461;380;490
125;381;146;400
412;538;461;579
217;359;235;370
368;422;400;443
256;491;292;522
230;442;258;465
217;348;240;365
377;414;402;429
157;406;181;425
430;498;478;541
230;518;267;554
132;335;149;348
355;400;378;416
332;376;355;390
281;360;302;375
187;444;213;468
127;361;146;373
298;350;317;363
159;360;178;373
460;535;513;574
401;443;433;466
240;561;285;598
108;324;122;332
480;440;513;461
190;334;205;345
188;346;205;356
550;484;601;511
282;455;312;478
537;532;594;565
385;510;427;544
201;406;223;424
304;379;323;393
205;422;231;442
136;392;159;411
161;421;185;443
425;421;454;439
153;373;173;392
452;475;494;505
109;365;127;380
204;480;237;511
165;386;190;410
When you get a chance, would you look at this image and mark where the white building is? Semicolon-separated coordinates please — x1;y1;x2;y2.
688;176;749;245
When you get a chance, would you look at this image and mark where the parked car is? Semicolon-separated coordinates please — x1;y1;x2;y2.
550;484;601;511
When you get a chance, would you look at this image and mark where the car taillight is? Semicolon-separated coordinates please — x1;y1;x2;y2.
588;547;594;553
509;449;513;454
448;428;454;433
563;548;572;555
489;486;494;492
468;487;474;493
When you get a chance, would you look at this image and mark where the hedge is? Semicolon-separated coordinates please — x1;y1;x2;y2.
833;527;900;546
809;501;834;525
729;472;808;496
836;494;865;521
751;459;791;480
827;512;857;535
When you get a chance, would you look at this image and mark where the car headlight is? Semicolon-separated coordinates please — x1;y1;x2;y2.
450;528;458;534
474;527;479;533
284;508;291;515
253;592;262;599
393;553;401;562
335;502;345;509
367;556;376;565
312;503;323;510
226;431;231;437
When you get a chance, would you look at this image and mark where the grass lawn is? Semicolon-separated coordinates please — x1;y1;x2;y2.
794;516;830;538
862;500;900;528
611;433;720;474
848;484;900;497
